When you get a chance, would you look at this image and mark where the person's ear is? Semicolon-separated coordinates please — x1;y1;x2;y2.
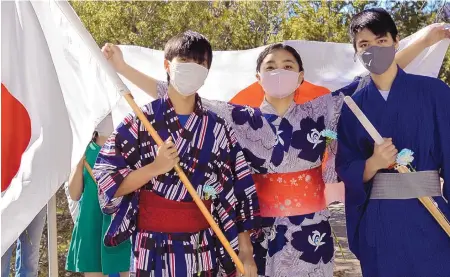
256;72;262;85
298;71;304;84
164;59;170;75
394;35;400;51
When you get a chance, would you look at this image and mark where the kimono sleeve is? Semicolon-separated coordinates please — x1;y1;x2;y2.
434;80;450;206
335;104;369;257
332;78;363;98
230;127;261;232
321;94;342;184
93;116;141;215
322;78;362;183
354;74;371;93
335;105;368;205
201;98;235;122
202;99;270;148
220;124;261;233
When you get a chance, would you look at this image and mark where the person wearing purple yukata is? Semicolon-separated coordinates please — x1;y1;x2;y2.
336;8;450;277
101;24;450;277
93;31;259;277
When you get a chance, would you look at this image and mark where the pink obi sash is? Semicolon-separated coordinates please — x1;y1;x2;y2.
253;167;326;217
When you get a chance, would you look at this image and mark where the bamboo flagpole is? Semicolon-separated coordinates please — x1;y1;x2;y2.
56;2;245;274
343;96;450;237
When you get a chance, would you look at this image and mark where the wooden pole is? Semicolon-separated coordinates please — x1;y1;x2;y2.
47;195;59;277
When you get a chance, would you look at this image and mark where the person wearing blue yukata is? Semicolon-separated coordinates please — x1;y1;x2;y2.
93;31;259;277
336;8;450;277
1;206;46;277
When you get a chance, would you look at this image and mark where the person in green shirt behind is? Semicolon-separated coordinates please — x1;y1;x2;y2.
66;114;131;277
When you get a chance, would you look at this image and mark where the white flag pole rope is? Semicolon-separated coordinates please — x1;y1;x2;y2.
55;1;245;274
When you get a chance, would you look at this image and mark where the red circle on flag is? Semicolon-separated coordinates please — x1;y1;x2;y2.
1;83;32;192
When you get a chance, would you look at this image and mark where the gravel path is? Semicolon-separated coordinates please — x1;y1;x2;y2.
329;203;362;277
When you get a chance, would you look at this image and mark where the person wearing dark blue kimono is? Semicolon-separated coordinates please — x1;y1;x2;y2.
336;8;450;277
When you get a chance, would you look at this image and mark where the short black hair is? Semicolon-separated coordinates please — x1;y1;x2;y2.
349;8;398;51
164;30;213;83
256;43;304;73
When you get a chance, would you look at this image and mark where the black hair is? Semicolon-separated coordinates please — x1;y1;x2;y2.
91;131;98;144
349;8;398;51
164;30;213;83
256;43;304;73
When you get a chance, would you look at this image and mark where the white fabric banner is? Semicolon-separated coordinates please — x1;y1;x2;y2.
1;1;120;255
112;27;449;125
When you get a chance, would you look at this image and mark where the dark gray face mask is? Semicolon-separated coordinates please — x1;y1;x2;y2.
357;45;396;75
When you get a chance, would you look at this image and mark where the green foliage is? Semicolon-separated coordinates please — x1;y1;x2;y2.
70;1;287;50
279;0;377;43
70;0;450;83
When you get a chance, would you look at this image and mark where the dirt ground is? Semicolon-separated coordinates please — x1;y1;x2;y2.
329;204;362;277
6;188;361;277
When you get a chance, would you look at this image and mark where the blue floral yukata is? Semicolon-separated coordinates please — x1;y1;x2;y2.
155;81;359;277
93;84;260;277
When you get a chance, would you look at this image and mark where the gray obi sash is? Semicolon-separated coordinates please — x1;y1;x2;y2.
370;170;442;199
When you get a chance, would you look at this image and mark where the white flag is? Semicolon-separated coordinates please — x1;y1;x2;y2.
1;1;120;255
112;26;449;123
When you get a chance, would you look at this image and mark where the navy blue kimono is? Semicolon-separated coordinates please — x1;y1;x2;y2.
336;68;450;277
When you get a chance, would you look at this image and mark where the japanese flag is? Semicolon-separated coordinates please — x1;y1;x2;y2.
1;0;120;255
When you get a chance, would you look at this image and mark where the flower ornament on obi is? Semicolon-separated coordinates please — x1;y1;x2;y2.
203;185;218;200
396;148;416;172
321;129;337;140
291;116;326;162
396;149;414;166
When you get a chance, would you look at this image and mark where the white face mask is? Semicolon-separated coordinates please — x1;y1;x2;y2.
95;114;114;137
169;62;209;96
259;69;300;99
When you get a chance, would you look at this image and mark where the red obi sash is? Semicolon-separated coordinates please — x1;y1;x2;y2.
137;190;212;233
253;167;326;217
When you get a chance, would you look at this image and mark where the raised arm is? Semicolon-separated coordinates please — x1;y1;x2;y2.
68;156;85;201
102;43;159;99
395;23;450;69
